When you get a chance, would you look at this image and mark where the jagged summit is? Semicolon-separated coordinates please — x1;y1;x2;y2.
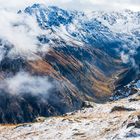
24;4;73;28
23;4;140;66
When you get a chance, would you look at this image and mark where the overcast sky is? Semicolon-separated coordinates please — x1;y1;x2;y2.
0;0;140;11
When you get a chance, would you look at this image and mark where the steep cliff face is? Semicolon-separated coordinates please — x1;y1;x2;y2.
0;4;139;123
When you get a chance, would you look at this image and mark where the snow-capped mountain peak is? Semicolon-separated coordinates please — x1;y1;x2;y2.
0;3;139;124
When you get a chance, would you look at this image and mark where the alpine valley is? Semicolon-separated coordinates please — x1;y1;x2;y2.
0;3;140;126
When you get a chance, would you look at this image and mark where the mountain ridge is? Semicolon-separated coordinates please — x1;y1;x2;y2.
0;4;139;123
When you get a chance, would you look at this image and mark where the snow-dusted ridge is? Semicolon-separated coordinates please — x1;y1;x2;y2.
0;4;139;66
23;4;140;65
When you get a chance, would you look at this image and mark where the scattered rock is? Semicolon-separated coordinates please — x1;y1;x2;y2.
13;124;32;129
131;88;139;94
127;120;140;129
126;112;140;128
129;96;140;102
81;101;96;108
34;117;46;123
110;106;136;113
126;122;136;128
73;132;85;136
135;121;140;128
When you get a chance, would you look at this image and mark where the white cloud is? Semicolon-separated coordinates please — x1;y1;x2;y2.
0;0;46;10
121;52;129;63
0;0;138;11
0;7;50;61
0;71;52;96
0;0;139;11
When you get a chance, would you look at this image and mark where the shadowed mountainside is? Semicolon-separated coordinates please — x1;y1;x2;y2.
0;4;139;123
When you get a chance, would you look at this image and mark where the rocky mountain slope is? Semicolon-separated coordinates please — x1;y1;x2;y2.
0;4;139;123
0;89;140;140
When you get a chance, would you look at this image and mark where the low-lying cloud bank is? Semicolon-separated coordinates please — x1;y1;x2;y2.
0;6;50;62
0;72;52;96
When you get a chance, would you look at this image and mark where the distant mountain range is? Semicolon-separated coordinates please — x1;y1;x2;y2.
0;4;139;123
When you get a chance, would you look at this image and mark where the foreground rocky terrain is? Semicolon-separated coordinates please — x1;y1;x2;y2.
0;88;140;140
